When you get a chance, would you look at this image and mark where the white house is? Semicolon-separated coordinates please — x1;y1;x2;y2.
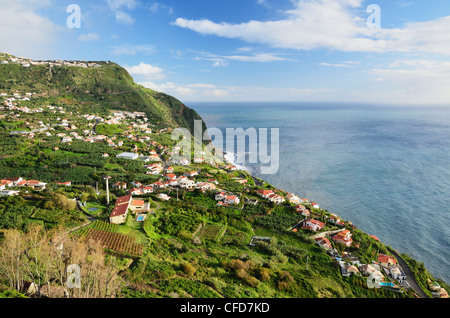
224;195;240;205
156;193;171;201
302;219;325;232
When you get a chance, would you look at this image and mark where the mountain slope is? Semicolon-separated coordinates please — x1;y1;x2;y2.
0;54;204;134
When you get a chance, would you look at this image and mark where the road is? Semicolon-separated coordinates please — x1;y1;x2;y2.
389;248;428;298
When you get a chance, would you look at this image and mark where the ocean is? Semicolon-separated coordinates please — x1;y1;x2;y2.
188;101;450;284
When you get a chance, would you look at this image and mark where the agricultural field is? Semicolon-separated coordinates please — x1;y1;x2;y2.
194;223;227;242
78;221;144;257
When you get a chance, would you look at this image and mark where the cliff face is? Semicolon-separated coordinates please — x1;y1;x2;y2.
0;54;205;134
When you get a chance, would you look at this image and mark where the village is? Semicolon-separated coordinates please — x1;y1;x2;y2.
0;83;447;299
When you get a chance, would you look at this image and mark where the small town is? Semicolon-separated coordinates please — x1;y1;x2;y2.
0;53;447;300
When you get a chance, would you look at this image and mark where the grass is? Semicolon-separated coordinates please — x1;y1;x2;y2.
118;214;150;246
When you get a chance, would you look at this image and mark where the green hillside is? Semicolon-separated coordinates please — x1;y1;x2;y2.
0;53;447;300
0;53;204;134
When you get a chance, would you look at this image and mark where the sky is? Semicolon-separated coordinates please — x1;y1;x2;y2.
1;0;450;104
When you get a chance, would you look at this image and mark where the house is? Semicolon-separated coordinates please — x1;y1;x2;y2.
377;254;397;267
129;199;145;211
217;201;229;207
267;193;285;204
328;214;340;224
215;192;227;201
301;219;325;232
193;157;204;163
286;193;301;205
332;230;353;247
179;179;195;189
156;193;171;201
184;171;198;177
3;177;24;186
164;167;174;174
129;188;143;195
295;204;310;216
341;265;359;277
196;182;216;191
152;181;165;189
26;180;47;190
310;202;320;209
110;195;132;224
315;237;332;250
179;158;190;166
224;195;240;205
256;189;274;198
112;182;127;190
140;186;154;194
102;153;109;158
16;180;28;187
57;181;72;187
359;264;383;279
165;173;177;180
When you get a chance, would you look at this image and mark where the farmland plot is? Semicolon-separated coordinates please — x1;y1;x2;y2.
195;223;226;242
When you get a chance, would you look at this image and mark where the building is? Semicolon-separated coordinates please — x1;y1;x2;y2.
26;180;47;190
256;189;274;198
286;193;301;205
301;219;325;232
224;195;240;205
332;230;353;247
377;254;397;267
315;237;332;250
110;195;132;224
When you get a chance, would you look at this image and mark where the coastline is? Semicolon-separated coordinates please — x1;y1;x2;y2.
193;103;450;286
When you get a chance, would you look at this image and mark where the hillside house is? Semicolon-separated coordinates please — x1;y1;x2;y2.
256;189;274;198
377;254;397;267
332;230;353;247
286;193;301;204
26;180;47;190
315;237;332;250
224;195;240;205
112;182;127;190
110;195;132;224
301;219;325;232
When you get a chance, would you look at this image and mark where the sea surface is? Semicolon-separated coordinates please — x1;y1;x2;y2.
188;101;450;284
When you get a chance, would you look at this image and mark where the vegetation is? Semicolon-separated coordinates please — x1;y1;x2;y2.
0;53;447;300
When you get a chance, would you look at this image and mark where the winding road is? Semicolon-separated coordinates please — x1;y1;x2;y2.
389;248;428;298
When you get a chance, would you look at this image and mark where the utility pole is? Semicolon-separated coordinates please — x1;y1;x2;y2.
104;176;111;205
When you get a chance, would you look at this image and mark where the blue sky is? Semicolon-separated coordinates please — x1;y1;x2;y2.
1;0;450;104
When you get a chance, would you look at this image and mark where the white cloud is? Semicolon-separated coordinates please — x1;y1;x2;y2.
105;0;138;24
0;0;57;58
110;45;156;55
78;33;100;42
367;59;450;103
139;80;341;102
319;61;360;67
173;0;450;56
125;62;166;80
106;0;139;11
193;50;294;67
115;10;135;24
